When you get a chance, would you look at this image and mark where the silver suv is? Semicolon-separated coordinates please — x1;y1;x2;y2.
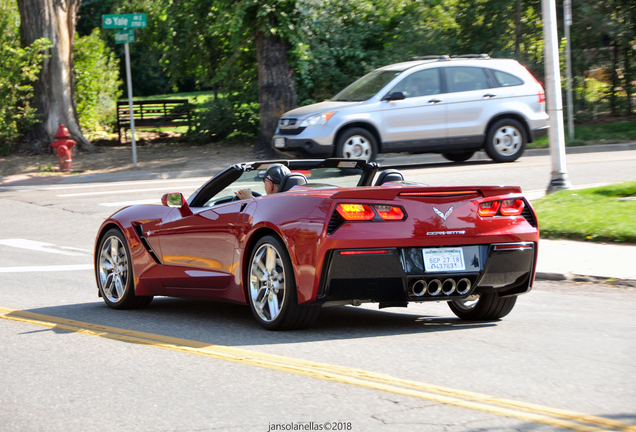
273;54;548;163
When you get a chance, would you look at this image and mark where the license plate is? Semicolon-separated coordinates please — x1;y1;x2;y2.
422;247;465;272
274;137;285;148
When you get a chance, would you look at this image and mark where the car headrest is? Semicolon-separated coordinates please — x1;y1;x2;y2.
374;169;404;186
278;172;308;192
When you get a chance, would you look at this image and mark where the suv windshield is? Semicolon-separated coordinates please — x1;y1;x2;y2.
331;69;403;102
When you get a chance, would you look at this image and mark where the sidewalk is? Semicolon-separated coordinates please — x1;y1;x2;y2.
536;239;636;282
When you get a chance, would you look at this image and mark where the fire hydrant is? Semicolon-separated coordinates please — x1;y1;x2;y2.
50;124;76;172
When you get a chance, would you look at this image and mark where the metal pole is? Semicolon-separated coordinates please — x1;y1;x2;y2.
124;41;138;168
564;0;575;140
542;0;572;193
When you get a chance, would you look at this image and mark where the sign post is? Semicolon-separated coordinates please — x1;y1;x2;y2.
102;14;147;168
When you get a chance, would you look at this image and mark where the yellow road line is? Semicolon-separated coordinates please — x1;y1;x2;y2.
2;307;633;432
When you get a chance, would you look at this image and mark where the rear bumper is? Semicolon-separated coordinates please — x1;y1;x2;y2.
317;242;536;305
530;125;549;142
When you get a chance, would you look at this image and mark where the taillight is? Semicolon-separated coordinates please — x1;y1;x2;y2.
538;89;545;104
478;198;526;217
374;205;405;220
336;204;375;221
500;198;525;216
478;201;500;217
333;203;407;224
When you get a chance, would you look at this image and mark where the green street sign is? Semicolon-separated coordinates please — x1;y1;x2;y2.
114;29;135;44
102;14;147;29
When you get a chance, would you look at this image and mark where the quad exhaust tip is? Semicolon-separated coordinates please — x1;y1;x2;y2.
409;277;472;297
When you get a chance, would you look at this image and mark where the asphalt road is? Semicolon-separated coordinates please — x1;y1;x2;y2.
1;151;635;432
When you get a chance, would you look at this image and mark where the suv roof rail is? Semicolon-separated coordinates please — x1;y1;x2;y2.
409;55;451;61
450;54;491;59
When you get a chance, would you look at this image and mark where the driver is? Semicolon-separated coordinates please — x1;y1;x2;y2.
234;163;290;200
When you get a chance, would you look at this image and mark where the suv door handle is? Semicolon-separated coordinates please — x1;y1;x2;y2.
428;99;442;104
483;94;496;99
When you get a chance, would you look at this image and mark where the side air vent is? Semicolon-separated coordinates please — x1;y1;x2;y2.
521;202;537;228
327;210;345;234
133;225;162;264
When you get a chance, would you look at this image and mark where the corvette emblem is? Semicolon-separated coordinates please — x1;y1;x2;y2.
433;206;454;221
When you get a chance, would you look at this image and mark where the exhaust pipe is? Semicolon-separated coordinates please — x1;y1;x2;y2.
442;278;456;295
411;279;427;297
428;279;442;296
456;278;471;295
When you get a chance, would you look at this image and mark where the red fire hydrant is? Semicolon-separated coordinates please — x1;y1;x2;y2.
50;124;76;172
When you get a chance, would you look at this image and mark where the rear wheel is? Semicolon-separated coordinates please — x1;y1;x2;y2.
442;150;475;162
97;228;153;309
448;292;516;320
484;119;527;162
335;127;378;162
248;235;320;330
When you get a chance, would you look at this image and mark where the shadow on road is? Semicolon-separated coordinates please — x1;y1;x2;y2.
19;297;499;347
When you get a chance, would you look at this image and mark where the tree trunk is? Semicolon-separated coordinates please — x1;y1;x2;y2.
254;30;297;154
17;0;97;154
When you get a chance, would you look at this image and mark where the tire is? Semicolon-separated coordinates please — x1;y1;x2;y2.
442;150;475;162
96;228;153;310
448;292;516;320
335;127;378;162
484;118;527;162
247;235;320;330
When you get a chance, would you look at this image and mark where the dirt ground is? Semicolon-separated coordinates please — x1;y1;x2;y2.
0;132;261;182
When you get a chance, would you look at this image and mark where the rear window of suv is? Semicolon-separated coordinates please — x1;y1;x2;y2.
491;69;524;87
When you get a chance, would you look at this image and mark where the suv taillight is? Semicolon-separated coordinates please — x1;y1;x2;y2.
538;89;545;104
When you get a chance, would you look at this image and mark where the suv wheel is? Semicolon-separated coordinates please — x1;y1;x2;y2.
335;128;378;162
485;119;527;162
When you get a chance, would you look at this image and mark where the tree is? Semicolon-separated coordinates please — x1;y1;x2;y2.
17;0;96;154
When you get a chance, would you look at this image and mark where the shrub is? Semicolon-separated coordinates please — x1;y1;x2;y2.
190;96;259;143
73;28;122;139
0;1;51;155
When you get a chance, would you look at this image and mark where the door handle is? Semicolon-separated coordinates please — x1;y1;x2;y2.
428;99;442;104
484;94;496;99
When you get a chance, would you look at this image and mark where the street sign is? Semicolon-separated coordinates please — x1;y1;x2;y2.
114;29;135;44
102;14;147;29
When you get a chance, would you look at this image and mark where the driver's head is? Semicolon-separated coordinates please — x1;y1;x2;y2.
263;163;290;194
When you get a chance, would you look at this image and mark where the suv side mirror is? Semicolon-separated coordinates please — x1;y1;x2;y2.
161;192;193;217
384;91;406;101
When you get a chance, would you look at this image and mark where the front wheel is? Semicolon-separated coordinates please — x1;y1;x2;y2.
484;119;527;162
96;228;153;309
335;128;378;162
448;292;516;320
247;235;320;330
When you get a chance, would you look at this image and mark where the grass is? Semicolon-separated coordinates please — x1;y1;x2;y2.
528;120;636;148
532;181;636;244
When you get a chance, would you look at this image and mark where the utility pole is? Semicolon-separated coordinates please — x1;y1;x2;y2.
542;0;572;193
564;0;575;140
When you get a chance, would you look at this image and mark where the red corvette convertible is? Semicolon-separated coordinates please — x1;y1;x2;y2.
94;158;539;330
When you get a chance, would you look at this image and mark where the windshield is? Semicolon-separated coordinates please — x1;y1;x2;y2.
203;164;366;207
331;69;404;102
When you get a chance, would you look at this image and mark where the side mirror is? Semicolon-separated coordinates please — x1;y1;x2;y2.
384;91;406;101
161;192;192;216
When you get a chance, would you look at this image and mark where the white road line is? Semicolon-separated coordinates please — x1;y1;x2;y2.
57;186;198;197
100;199;161;207
0;264;93;273
0;239;91;256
